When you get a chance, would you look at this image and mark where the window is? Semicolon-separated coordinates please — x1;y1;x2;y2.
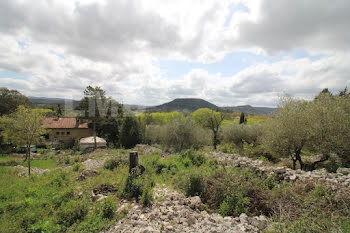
61;132;65;135
55;132;59;136
66;131;70;136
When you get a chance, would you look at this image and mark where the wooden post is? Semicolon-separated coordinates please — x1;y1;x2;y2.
129;151;139;174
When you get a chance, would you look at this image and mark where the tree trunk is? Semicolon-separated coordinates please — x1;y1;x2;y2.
292;159;296;170
129;151;139;174
213;132;217;150
27;145;31;176
295;150;304;170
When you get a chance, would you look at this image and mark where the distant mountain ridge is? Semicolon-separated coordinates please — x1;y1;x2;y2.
147;98;219;112
147;98;276;114
29;97;80;107
29;96;276;115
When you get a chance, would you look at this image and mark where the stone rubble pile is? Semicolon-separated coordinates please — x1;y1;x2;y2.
107;185;268;233
206;152;350;188
82;158;106;170
15;165;51;176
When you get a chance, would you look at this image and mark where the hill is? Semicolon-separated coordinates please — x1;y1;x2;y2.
147;98;219;112
147;98;276;114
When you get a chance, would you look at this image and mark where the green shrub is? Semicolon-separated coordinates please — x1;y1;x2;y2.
29;220;60;233
104;157;124;171
184;172;207;197
122;176;144;200
100;197;116;219
56;199;88;228
180;149;207;167
64;156;70;165
72;163;82;172
141;185;153;207
219;193;249;217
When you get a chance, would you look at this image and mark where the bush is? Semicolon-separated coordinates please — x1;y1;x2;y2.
184;172;207;197
56;199;88;228
219;193;249;217
104;156;127;170
180;149;207;167
141;185;153;207
122;176;144;200
220;124;262;149
100;197;116;219
120;115;141;149
72;163;82;172
145;117;211;151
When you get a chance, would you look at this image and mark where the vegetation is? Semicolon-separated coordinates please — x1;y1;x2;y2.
0;86;350;232
0;88;32;116
193;108;225;150
261;92;350;170
0;106;46;175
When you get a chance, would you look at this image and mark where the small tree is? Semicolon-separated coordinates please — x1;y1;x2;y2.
0;106;46;176
120;114;141;149
0;88;32;116
239;112;247;124
193;108;225;150
305;93;350;169
261;96;309;169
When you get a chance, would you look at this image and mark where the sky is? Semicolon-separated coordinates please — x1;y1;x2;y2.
0;0;349;107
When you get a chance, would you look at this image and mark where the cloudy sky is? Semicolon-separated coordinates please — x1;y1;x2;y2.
0;0;349;107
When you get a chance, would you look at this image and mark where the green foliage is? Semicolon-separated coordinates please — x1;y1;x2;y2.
145;117;211;151
261;93;350;169
192;108;225;149
72;163;82;172
104;156;127;170
141;184;153;207
220;124;262;151
122;176;144;200
100;197;116;219
183;172;207;197
33;108;56;117
138;111;184;125
56;199;88;228
180;149;207;167
0;88;32;116
219;193;249;217
120;114;141;149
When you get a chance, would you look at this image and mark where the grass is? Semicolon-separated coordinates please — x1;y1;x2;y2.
20;158;58;169
0;148;349;233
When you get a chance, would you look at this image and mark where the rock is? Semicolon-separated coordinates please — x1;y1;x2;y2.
76;169;99;181
187;215;196;225
239;213;248;223
337;168;350;175
189;196;203;210
289;174;297;181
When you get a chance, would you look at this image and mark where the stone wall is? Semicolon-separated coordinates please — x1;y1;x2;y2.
206;152;350;188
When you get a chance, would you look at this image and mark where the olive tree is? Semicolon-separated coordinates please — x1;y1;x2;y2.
305;93;350;169
0;106;46;176
261;93;350;170
261;96;309;169
193;108;225;150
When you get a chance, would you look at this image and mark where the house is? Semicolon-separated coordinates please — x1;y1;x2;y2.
43;117;93;146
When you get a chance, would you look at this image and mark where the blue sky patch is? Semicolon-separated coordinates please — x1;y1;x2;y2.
0;69;29;80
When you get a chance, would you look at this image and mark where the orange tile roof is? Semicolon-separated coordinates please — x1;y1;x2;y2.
43;117;89;129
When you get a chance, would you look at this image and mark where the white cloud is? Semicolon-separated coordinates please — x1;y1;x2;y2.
0;0;350;107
